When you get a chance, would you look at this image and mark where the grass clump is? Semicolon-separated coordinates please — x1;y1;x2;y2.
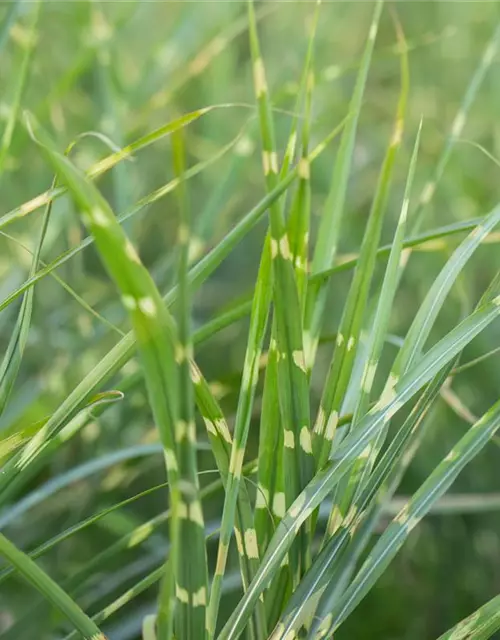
1;1;500;639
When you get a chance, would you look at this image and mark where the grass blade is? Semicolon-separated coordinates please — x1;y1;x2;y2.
0;531;105;640
303;0;383;369
312;12;408;470
26;115;187;640
322;395;500;634
207;236;272;637
436;593;500;640
248;0;314;583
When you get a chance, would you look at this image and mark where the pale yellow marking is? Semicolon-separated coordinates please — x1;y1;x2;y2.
289;493;306;518
279;234;291;260
177;420;196;442
127;522;154;547
178;223;189;245
253;57;268;96
234;135;254;157
315;405;326;436
347;336;355;351
300;426;312;454
284;430;295;449
255;485;269;509
234;528;244;555
336;332;344;347
124;239;141;263
190;364;202;384
215;418;232;443
164;449;178;471
189;501;204;527
122;295;137;310
138;297;156;317
192;586;207;607
273;492;286;518
451;111;466;138
91;207;110;227
232;448;245;475
262;150;271;175
269;151;279;174
420;181;435;205
176;583;189;604
292;349;307;373
270;237;279;259
298;157;310;180
215;543;229;575
203;418;217;437
325;411;339;441
244;529;259;559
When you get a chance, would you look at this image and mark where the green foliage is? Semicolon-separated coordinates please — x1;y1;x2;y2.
2;2;500;640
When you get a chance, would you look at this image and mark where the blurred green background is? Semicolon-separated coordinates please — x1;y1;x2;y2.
1;1;500;638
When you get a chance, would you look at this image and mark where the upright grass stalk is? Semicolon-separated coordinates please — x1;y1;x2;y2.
303;1;383;371
247;0;314;584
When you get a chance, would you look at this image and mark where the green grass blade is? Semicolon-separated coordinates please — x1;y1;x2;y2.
327;118;421;535
322;395;500;634
0;105;234;232
436;593;500;640
207;236;272;637
26;115;186;640
304;0;383;369
0;531;105;640
412;21;500;224
0;174;53;413
395;201;500;378
248;0;314;583
309;215;488;284
162;125;209;639
313;17;408;470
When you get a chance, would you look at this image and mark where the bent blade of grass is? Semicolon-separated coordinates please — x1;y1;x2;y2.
0;531;106;640
0;118;344;504
0;114;346;317
218;298;500;639
313;14;407;471
207;236;272;637
304;0;383;370
26;115;186;640
248;0;314;583
323;395;500;635
0;121;250;314
436;593;500;640
0;104;236;232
